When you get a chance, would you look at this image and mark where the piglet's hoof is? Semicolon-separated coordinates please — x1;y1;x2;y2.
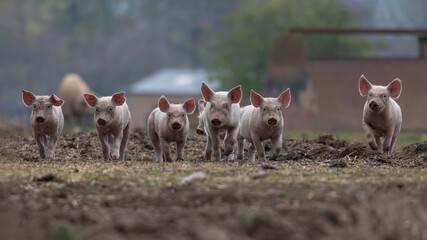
226;154;235;161
111;152;120;160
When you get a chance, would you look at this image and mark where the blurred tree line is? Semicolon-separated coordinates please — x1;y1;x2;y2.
0;0;238;94
212;0;372;94
0;0;369;122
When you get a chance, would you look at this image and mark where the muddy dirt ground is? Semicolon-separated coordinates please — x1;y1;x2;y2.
0;130;426;240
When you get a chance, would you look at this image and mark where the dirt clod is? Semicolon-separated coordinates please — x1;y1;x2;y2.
35;173;57;182
261;164;278;170
329;159;347;168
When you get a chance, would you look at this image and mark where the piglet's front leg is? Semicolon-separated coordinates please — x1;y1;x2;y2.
205;135;213;160
98;134;111;161
35;134;46;159
270;135;282;160
362;122;378;151
160;138;172;162
382;130;394;154
176;139;186;161
252;137;266;162
236;134;245;160
110;131;123;160
119;124;130;161
46;135;59;159
210;131;221;161
375;136;383;153
224;127;237;161
247;143;256;162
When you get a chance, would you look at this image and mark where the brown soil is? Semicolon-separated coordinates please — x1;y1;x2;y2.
0;130;426;240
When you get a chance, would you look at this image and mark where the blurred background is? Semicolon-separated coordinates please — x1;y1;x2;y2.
1;0;427;134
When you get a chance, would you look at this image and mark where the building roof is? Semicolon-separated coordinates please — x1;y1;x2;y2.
130;68;220;96
340;0;427;57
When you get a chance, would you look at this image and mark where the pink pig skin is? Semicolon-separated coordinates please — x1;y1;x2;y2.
359;75;402;154
22;90;64;159
196;99;206;135
147;96;195;163
84;92;131;161
237;89;291;162
200;82;242;161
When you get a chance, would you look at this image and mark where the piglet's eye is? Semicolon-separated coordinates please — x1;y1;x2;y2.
263;108;267;111
33;105;36;109
109;108;113;111
47;105;51;109
168;114;171;117
368;94;373;97
181;114;185;117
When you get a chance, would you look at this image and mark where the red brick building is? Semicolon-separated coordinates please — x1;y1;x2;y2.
266;29;427;131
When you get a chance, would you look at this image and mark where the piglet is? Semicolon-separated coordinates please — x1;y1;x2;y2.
22;90;64;159
196;99;227;139
237;89;291;161
147;96;195;162
359;75;402;153
84;92;131;161
200;82;242;161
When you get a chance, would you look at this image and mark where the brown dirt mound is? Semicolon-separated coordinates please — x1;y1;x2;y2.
400;141;427;155
279;135;426;168
1;131;426;168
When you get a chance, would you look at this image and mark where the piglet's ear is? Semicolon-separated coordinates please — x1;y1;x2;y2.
112;92;126;106
198;99;205;112
278;88;291;108
359;75;372;97
201;82;214;102
84;93;98;107
387;78;402;99
183;98;196;114
50;94;64;106
158;96;170;113
250;90;263;108
228;85;242;104
22;89;36;106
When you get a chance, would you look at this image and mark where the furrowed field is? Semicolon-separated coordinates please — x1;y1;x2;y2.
0;130;426;240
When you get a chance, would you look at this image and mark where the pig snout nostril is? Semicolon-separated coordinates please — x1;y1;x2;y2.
211;119;221;126
369;102;379;111
268;118;277;125
35;117;45;123
97;118;107;126
172;122;181;130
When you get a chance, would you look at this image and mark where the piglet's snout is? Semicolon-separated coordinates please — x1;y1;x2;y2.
211;118;222;126
97;118;107;126
369;101;380;111
171;122;182;130
35;116;45;123
268;118;277;126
